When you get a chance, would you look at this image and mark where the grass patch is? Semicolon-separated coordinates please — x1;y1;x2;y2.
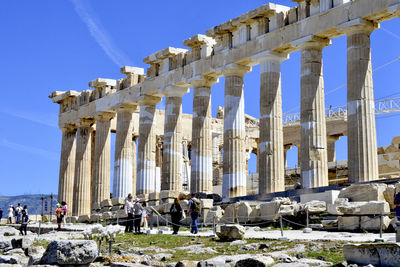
33;239;50;249
305;248;345;264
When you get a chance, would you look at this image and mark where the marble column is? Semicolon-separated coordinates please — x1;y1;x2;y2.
343;19;379;183
300;38;330;189
132;136;137;196
58;125;76;214
190;77;217;194
257;52;288;194
284;144;293;169
113;104;137;198
222;65;251;198
162;86;189;192
137;96;161;195
73;118;93;216
92;112;114;210
327;135;340;162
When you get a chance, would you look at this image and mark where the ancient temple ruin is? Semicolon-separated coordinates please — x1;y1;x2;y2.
50;0;400;216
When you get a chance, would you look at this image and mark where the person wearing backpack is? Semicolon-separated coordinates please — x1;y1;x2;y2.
187;194;201;234
19;209;28;235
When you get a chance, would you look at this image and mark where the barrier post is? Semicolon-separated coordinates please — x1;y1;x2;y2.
150;211;154;230
38;221;41;236
108;240;112;256
279;214;287;240
303;207;312;233
375;214;385;242
116;214;119;226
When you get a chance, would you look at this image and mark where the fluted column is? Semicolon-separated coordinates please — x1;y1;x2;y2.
342;19;379;183
257;52;288;194
92;112;114;210
162;86;189;192
113;104;137;198
190;77;218;194
284;144;292;169
132;136;137;196
137;96;161;195
327;135;340;162
300;37;330;189
222;65;251;198
73;118;93;216
58;125;76;214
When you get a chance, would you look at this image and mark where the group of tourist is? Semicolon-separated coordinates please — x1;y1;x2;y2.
123;193;202;235
124;194;147;234
6;203;28;225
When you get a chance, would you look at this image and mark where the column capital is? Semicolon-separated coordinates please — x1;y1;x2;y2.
116;103;138;113
221;64;252;77
292;35;331;51
120;66;145;76
163;85;190;97
327;135;341;142
338;18;379;36
95;111;115;121
77;118;94;127
138;94;162;106
190;75;219;88
252;51;289;64
89;78;117;90
60;123;77;132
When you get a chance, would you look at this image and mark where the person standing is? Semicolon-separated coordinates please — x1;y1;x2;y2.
124;194;134;233
19;209;28;235
8;205;13;224
133;198;143;234
394;191;400;222
170;198;183;234
55;204;64;231
16;203;22;224
187;194;201;234
61;201;68;224
141;201;148;230
0;207;3;222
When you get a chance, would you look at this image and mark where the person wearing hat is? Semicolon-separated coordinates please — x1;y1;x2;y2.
124;194;134;233
133;198;144;234
55;203;64;231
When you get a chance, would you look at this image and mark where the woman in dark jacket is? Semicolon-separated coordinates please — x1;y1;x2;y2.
169;198;183;234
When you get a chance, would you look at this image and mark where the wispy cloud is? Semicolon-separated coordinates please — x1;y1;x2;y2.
70;0;133;67
0;139;58;160
0;109;58;128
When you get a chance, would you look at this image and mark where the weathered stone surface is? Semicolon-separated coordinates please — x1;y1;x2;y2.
111;197;125;206
338;183;387;202
235;255;274;267
222;203;239;223
259;201;281;221
300;190;340;204
338;216;359;231
216;224;245;241
304;200;326;213
91;213;102;222
360;215;391;231
279;204;299;217
39;240;98;265
249;205;261;223
337;201;390;215
343;243;400;266
206;206;224;224
383;185;396;209
0;240;11;249
11;237;33;249
200;199;214;209
237;202;252;223
0;227;19;236
78;214;91;223
321;219;338;228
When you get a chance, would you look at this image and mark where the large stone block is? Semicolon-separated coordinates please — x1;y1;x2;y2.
259;201;281;221
383;185;396;209
337;201;390;215
40;240;97;265
392;136;400;145
360;215;391;231
90;213;102;222
304;200;327;213
222;203;239;223
216;224;245;241
206;206;224;224
300;190;340;204
102;212;113;219
111;197;125;206
279;204;299;216
237;202;252;223
160;190;179;199
343;243;400;266
100;199;112;208
77;215;90;223
148;192;160;201
249;205;261;223
137;194;149;201
338;216;359;231
338;183;387;202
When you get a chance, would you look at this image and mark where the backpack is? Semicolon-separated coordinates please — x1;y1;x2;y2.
394;192;400;205
191;198;201;213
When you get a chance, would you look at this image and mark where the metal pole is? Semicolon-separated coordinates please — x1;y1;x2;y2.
150;211;154;230
38;221;41;236
156;215;159;228
280;214;284;237
379;214;383;239
306;207;309;228
108;240;112;256
50;193;53;223
98;238;102;256
116;214;119;225
41;196;44;219
213;214;216;236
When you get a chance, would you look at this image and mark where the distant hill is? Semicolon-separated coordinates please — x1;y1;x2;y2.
0;194;58;215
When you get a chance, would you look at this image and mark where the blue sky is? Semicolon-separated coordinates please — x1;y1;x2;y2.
0;1;399;196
